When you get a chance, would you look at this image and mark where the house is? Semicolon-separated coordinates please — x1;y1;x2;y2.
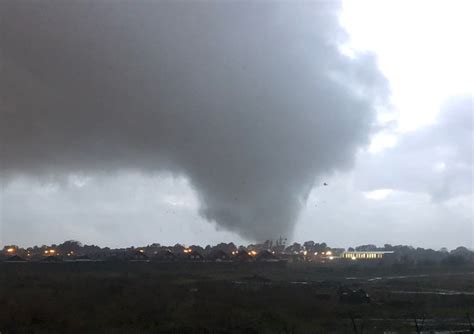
185;250;204;261
154;249;176;262
207;249;231;262
130;251;149;262
256;250;279;262
41;255;62;263
5;255;27;263
342;251;394;260
279;253;304;263
234;250;253;262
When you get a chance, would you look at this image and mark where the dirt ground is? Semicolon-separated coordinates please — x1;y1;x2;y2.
1;261;473;333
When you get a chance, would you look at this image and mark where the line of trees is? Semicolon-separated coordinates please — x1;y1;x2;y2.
2;240;473;265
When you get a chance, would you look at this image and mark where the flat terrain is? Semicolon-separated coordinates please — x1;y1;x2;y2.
1;261;474;333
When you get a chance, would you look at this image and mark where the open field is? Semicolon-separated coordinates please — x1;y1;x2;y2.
1;262;474;333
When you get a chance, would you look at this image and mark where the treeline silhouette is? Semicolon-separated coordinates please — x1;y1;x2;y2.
2;240;473;266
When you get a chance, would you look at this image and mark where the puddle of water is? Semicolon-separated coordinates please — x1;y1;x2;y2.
367;318;473;334
390;290;474;296
347;272;474;282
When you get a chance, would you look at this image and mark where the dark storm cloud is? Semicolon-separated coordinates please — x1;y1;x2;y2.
1;1;387;240
356;95;473;201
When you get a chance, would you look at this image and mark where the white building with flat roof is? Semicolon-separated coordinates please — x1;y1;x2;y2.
342;251;394;260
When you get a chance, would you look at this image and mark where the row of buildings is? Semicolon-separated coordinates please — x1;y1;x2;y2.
1;245;394;263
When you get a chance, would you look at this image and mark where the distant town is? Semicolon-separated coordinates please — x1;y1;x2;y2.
2;240;472;266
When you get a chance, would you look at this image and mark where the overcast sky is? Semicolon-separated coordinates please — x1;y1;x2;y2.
1;0;472;249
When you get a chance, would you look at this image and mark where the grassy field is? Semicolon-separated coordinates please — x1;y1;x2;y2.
1;261;474;333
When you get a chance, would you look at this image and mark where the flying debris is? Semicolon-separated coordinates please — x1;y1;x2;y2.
323;183;328;186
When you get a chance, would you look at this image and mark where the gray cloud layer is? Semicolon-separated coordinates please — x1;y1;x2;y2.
356;95;473;201
1;1;387;241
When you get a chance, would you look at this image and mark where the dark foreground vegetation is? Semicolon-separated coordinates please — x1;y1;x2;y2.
1;261;474;333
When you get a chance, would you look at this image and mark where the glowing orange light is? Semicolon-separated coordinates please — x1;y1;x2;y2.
326;251;332;256
139;249;144;253
250;250;257;256
303;250;308;256
6;248;15;253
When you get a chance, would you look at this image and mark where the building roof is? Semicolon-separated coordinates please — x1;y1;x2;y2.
130;251;149;261
343;251;394;254
154;249;176;261
185;250;204;260
235;250;253;261
207;249;231;261
41;255;62;262
5;255;27;262
256;250;278;262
